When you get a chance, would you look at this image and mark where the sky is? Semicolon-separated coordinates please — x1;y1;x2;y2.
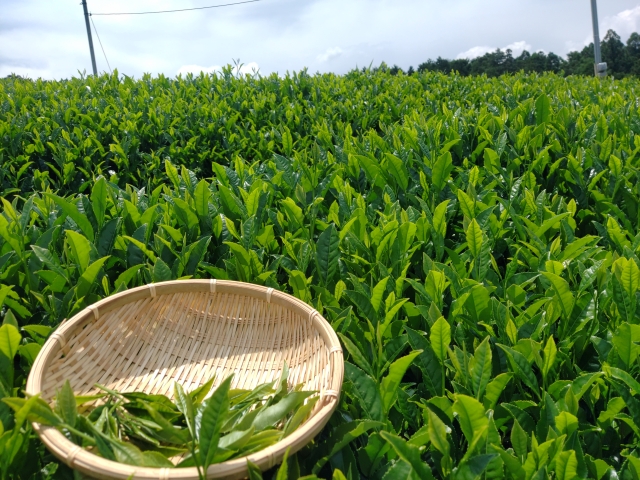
1;0;640;80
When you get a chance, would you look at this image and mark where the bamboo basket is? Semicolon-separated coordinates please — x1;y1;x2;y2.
26;280;344;480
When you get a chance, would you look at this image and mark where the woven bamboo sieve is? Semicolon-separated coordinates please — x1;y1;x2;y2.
25;279;344;480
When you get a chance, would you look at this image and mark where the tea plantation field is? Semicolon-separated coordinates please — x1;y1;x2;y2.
1;68;640;479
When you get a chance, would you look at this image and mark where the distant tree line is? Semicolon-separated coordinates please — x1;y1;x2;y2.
384;29;640;77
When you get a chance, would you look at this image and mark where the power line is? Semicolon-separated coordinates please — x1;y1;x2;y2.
89;15;112;74
90;0;262;16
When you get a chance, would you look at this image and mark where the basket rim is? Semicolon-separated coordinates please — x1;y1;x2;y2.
25;279;344;480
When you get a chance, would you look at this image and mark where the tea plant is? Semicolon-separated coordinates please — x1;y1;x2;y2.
1;68;640;478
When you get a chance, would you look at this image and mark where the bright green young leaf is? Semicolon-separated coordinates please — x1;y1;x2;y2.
0;324;21;361
555;450;578;480
380;350;422;413
432;152;454;191
470;336;492;399
91;177;108;228
371;276;389;314
541;272;575;320
612;322;640;368
466;219;483;258
541;336;557;383
430;316;450;363
199;375;233;469
453;395;488;443
385;153;409;191
56;380;77;428
426;408;450;457
66;230;92;273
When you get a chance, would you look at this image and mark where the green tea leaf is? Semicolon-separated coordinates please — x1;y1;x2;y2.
252;391;314;431
0;324;21;361
45;193;94;239
470;336;492;399
380;431;435;480
430;316;450;363
465;219;483;258
174;382;195;439
535;94;551;124
91;177;108;228
316;223;339;285
199;375;233;469
56;380;77;428
511;419;527;458
541;272;574;320
453;395;488;443
338;333;374;377
426;407;450;457
555;450;578;480
344;362;383;422
380;350;422;413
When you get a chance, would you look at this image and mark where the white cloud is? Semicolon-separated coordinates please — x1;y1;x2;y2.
602;6;640;40
456;40;533;59
316;47;343;63
456;46;493;60
504;41;532;57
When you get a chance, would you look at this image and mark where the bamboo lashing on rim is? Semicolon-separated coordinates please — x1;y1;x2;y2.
26;280;344;480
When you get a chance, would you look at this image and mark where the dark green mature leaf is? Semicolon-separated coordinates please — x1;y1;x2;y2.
497;345;540;398
453;454;498;480
339;333;374;377
380;431;435;480
311;420;383;473
535;94;551;124
344;290;377;324
344;362;383;422
316;223;339;285
407;327;443;396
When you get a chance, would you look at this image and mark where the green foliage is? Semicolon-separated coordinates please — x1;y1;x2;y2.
1;67;640;479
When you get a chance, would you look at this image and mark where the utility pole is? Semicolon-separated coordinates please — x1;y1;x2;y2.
81;0;98;75
590;0;607;77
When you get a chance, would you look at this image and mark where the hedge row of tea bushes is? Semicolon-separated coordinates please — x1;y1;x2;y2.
1;69;640;479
